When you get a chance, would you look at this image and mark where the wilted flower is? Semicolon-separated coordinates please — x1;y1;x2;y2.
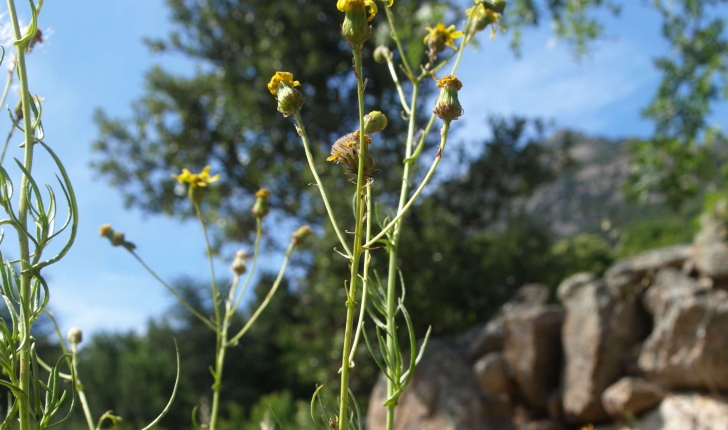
432;74;463;122
467;3;505;38
424;22;464;54
327;131;376;178
373;45;391;64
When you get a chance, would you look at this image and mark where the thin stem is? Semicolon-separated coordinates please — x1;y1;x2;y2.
209;273;240;430
384;5;414;81
6;0;38;427
71;343;95;430
231;218;263;313
194;202;222;329
338;46;368;430
348;184;372;367
0;62;16;165
384;55;410;115
128;250;217;332
364;122;451;249
227;240;296;346
293;113;352;258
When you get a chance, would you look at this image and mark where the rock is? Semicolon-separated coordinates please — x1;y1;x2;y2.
556;272;597;302
474;352;515;398
558;276;649;424
461;318;506;362
517;420;564;430
604;245;692;299
601;377;664;419
503;305;564;409
502;284;551;313
693;208;728;279
366;340;513;430
637;394;728;430
639;268;728;389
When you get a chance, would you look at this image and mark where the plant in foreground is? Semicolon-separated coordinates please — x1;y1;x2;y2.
271;0;506;428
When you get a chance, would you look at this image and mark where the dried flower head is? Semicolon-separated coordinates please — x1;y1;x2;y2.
67;327;83;345
231;250;250;275
327;131;375;178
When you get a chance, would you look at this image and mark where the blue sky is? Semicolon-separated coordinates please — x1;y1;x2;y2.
0;0;724;337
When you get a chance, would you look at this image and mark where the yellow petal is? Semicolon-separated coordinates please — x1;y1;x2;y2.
337;0;347;12
365;0;378;21
451;30;464;39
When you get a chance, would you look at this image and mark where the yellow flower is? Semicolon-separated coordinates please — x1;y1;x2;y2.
424;23;464;52
172;166;220;188
467;4;504;39
267;71;301;95
337;0;378;22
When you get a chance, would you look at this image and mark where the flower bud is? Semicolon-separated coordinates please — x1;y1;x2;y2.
326;131;376;178
292;225;313;246
268;72;304;117
231;250;250;275
341;1;371;47
99;224;137;251
363;111;387;134
432;75;464;122
67;327;83;345
252;188;271;219
373;46;391;64
484;0;507;14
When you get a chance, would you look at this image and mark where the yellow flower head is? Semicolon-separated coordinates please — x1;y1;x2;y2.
172;166;220;188
467;4;504;39
424;23;464;53
435;74;463;90
267;71;301;95
337;0;380;21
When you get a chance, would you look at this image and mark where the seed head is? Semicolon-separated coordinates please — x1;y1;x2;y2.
326;131;376;179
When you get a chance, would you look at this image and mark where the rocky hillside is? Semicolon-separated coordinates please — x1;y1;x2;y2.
366;208;728;429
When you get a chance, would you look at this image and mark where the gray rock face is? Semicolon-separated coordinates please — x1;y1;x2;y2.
503;305;564;409
639;268;728;389
474;352;514;398
366;340;513;430
637;394;728;430
604;245;692;299
558;275;648;424
601;377;664;419
693;210;728;279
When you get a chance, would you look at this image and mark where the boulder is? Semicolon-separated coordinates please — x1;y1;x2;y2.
601;377;664;419
638;394;728;430
639;268;728;389
693;209;728;279
604;245;692;299
367;340;513;430
474;352;515;398
558;275;648;424
460;318;506;362
503;305;564;409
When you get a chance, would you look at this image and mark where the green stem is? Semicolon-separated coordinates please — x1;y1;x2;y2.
0;62;16;166
128;250;217;332
194;202;222;330
384;6;414;81
338;45;368;430
364;122;451;249
293;113;352;258
384;55;410;115
6;0;38;427
348;185;372;367
227;240;295;346
71;343;95;430
231;218;263;313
